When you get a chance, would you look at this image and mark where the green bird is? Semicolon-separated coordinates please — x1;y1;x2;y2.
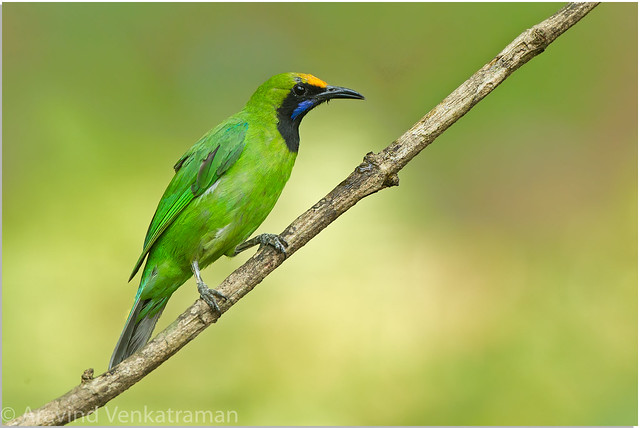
109;72;364;369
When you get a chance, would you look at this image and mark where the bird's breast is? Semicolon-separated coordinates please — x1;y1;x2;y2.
194;133;297;265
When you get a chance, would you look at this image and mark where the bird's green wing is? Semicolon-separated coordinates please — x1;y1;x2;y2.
129;119;248;280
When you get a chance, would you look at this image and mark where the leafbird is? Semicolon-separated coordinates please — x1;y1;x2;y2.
109;72;364;369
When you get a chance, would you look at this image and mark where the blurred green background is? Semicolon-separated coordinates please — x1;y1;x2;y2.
3;2;637;425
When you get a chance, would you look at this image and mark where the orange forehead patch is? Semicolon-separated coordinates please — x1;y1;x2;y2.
298;73;327;88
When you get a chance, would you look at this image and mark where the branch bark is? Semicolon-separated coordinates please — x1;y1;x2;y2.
7;2;599;425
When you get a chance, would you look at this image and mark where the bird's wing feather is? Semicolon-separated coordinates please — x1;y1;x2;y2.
129;119;248;280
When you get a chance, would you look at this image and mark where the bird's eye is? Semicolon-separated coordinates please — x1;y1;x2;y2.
293;84;306;96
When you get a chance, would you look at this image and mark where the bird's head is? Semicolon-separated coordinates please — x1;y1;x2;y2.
246;72;364;152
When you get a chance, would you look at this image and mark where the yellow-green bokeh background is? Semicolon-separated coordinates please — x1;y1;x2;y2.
3;3;637;425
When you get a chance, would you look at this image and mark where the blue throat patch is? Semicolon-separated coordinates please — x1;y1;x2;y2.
291;100;315;121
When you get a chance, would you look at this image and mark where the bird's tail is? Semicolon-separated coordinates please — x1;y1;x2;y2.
109;296;166;369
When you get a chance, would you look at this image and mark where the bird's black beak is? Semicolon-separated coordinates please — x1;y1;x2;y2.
317;85;365;102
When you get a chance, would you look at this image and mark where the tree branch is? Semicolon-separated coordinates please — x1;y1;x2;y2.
7;2;599;425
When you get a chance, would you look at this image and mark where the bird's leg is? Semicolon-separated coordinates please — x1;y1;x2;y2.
191;260;228;314
234;233;289;256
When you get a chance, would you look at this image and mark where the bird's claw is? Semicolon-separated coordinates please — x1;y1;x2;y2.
259;233;288;254
197;281;228;314
234;233;289;256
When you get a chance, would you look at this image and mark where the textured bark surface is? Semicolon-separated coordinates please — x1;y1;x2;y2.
7;3;599;425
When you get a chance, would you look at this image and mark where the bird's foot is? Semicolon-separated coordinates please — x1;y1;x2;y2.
234;233;289;256
197;281;228;314
192;259;228;314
